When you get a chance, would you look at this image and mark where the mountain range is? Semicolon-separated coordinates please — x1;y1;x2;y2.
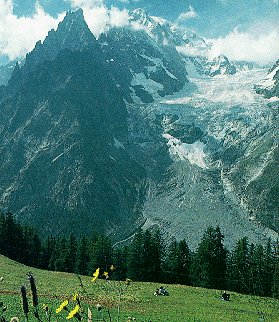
0;8;278;248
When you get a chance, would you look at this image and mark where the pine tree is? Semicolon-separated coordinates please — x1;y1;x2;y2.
272;240;279;298
142;230;163;282
88;235;113;274
127;230;145;281
23;226;42;267
165;239;190;285
113;246;128;280
1;213;27;263
53;237;68;271
262;238;274;297
76;236;90;275
64;233;77;273
229;237;250;294
164;240;179;284
192;226;227;289
41;236;56;270
177;239;191;285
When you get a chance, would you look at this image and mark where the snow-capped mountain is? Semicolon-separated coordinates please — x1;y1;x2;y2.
128;8;237;78
205;55;237;76
0;8;277;248
99;26;188;103
255;59;279;98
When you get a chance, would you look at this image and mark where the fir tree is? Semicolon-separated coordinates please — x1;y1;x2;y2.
127;230;145;281
89;235;113;273
229;237;250;294
76;236;90;275
165;239;190;285
192;226;227;289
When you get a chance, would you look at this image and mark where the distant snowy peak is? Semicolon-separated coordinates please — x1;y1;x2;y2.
255;59;279;98
128;9;238;79
129;8;176;45
206;55;236;77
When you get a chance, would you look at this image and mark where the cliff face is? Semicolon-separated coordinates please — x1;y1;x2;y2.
0;10;147;238
255;60;279;98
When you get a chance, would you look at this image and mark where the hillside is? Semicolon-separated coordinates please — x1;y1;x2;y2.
0;255;278;321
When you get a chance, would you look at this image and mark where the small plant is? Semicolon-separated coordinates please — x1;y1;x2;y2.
0;301;8;322
17;266;133;321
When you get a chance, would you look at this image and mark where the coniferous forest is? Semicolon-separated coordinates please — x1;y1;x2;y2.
0;213;278;298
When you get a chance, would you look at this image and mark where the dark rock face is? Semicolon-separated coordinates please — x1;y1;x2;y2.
99;26;188;103
0;10;147;238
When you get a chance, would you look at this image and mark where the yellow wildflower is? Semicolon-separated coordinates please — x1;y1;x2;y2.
91;268;100;282
103;271;109;279
56;300;69;313
66;305;80;320
110;265;116;271
72;293;79;301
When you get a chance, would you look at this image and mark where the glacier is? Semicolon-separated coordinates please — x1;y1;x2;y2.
139;68;278;248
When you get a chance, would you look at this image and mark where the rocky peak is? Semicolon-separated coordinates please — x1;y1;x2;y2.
129;8;172;45
130;8;149;22
207;54;236;76
255;59;279;98
9;9;98;85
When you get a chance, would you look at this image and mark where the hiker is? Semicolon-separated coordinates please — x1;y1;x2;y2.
154;289;160;296
159;286;169;296
221;291;230;301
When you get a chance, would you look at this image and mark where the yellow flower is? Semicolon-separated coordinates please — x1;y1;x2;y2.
66;305;80;320
56;300;69;313
103;271;109;279
91;268;100;282
110;265;115;271
72;293;79;301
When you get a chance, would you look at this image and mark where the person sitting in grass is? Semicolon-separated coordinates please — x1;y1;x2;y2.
221;291;230;301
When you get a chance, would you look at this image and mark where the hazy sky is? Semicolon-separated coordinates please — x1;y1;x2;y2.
0;0;278;65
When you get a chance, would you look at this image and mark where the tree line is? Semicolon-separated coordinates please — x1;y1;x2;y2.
0;213;278;298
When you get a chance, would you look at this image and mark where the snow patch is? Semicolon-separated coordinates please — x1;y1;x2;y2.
114;138;124;149
267;96;279;102
257;65;279;90
131;71;164;97
163;134;207;169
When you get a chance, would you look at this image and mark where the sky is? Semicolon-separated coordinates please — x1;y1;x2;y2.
0;0;278;66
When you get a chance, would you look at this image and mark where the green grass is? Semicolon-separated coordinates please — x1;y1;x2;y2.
0;255;279;321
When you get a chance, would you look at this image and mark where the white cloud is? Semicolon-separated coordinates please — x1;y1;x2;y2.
69;0;130;37
0;0;64;61
209;27;279;65
176;45;205;57
109;7;130;28
178;5;198;21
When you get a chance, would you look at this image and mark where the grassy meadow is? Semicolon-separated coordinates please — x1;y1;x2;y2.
0;255;278;321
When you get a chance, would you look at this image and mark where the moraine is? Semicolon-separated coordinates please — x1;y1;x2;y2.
139;69;278;249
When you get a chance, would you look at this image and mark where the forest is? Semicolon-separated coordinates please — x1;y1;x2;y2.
0;213;278;298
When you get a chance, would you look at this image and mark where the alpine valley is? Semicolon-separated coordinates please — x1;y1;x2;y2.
0;8;278;248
